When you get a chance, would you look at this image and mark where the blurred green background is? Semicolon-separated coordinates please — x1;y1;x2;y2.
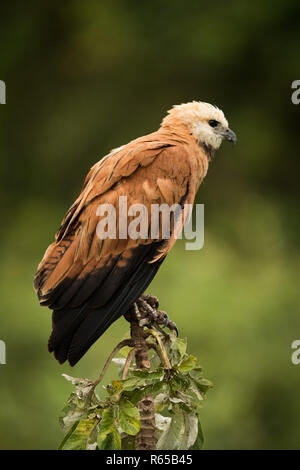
1;0;300;450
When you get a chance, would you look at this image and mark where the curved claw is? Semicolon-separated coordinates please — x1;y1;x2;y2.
155;311;178;335
156;310;169;326
168;321;179;336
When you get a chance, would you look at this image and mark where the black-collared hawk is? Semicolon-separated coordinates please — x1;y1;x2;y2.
34;101;236;366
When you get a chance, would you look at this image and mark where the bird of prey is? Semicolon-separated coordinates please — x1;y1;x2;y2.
34;101;236;366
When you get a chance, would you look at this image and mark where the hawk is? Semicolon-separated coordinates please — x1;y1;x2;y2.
34;101;236;366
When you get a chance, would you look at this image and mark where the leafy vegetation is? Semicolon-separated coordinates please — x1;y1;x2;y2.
58;333;212;450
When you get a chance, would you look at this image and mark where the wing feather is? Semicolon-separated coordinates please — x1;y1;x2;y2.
34;129;202;365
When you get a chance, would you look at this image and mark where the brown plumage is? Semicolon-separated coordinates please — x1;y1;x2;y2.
34;101;236;366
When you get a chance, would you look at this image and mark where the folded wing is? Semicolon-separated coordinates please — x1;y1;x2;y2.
34;133;194;365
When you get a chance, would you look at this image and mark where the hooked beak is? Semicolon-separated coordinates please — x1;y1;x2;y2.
223;128;237;145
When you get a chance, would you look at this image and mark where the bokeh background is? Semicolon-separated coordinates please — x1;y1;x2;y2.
1;0;300;449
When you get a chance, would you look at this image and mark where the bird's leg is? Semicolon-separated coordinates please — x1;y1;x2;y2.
136;297;158;326
135;295;179;335
125;295;178;334
132;302;142;322
124;301;152;331
140;294;159;309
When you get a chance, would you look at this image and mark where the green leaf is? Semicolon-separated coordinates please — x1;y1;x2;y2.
60;409;88;432
154;393;169;413
169;336;187;365
143;379;166;397
106;380;123;397
121;388;145;405
190;418;204;450
189;367;203;382
179;413;199;450
131;369;164;383
150;345;163;369
174;337;187;359
129;369;149;378
86;418;101;450
121;376;145;391
176;355;198;373
156;403;199;450
98;406;115;439
59;396;87;432
156;404;185;450
60;417;99;450
58;421;79;450
118;398;140;436
147;369;164;383
98;427;121;450
192;377;213;394
98;406;121;450
168;372;190;392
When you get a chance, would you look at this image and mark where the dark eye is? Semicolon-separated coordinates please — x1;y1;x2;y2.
208;119;219;128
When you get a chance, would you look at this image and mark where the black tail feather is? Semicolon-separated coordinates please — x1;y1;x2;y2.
48;241;165;365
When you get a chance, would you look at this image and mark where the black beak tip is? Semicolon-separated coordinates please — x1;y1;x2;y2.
225;128;237;145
